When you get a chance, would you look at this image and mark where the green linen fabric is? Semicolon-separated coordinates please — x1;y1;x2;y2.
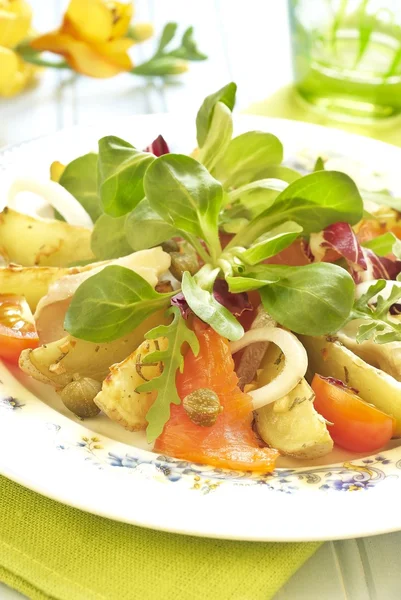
0;476;320;600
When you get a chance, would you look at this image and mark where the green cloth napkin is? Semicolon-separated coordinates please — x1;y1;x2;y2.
0;476;319;600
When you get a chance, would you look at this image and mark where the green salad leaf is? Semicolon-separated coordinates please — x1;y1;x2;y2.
351;280;401;344
125;199;178;251
240;221;303;265
240;263;355;336
137;306;200;443
59;153;102;222
91;214;132;260
228;170;363;248
98;136;154;217
182;271;244;341
196;82;237;147
362;232;398;256
215;131;283;189
144;154;223;262
64;266;174;343
197;101;233;172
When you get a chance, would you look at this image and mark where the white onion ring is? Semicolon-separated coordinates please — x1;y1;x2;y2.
230;327;308;410
8;178;93;228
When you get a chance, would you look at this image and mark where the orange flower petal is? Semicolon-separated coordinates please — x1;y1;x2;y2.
31;31;133;78
65;0;113;43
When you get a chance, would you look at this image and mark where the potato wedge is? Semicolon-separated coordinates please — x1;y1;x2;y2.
300;334;401;436
0;208;94;266
255;343;333;458
19;311;166;389
0;264;69;311
94;337;168;431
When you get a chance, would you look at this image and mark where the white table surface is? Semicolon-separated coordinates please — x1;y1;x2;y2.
1;1;401;599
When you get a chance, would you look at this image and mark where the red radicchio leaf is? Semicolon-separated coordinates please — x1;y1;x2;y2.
171;280;252;321
144;135;170;157
309;222;401;283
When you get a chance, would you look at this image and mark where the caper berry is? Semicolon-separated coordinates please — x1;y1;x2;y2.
183;388;222;427
59;376;102;419
161;239;179;253
170;252;199;282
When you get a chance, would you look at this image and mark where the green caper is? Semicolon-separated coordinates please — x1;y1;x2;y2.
59;376;102;419
170;252;199;282
161;239;179;253
183;388;222;427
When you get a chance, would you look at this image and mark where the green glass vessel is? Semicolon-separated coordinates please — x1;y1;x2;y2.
289;0;401;121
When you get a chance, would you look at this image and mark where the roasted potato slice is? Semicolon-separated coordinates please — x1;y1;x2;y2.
19;311;166;389
94;337;168;431
0;208;94;266
0;264;69;311
300;334;401;436
255;343;333;458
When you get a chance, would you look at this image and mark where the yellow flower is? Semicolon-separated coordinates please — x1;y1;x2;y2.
0;0;38;97
30;0;147;78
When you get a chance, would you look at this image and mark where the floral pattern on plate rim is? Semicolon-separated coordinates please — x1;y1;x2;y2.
2;392;400;496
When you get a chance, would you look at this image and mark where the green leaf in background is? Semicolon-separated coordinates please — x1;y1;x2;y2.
64;266;174;343
362;190;401;213
59;153;102;222
240;221;303;265
362;232;398;256
133;56;189;76
196;82;237;147
97;136;154;217
214;131;284;189
197;101;233;172
137;306;200;443
125;199;178;251
155;22;178;54
91;214;133;260
182;271;244;341
313;156;325;171
144;154;223;261
258;263;355;336
229;171;363;248
167;26;208;61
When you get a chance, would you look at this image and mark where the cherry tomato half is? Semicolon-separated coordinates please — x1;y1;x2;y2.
0;295;39;364
312;374;396;453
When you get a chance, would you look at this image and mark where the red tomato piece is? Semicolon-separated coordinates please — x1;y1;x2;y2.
0;295;39;364
312;374;395;452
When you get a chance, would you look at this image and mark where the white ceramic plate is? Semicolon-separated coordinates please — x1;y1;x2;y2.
1;114;401;542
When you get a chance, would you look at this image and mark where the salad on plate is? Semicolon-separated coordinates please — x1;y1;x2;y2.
2;82;401;473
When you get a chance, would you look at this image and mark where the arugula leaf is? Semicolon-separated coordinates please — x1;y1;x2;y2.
125;199;178;251
351;280;401;344
91;214;132;260
59;153;102;222
137;307;199;442
215;131;284;189
197;102;233;172
239;263;355;335
228;171;363;248
196;82;237;147
144;154;223;261
240;221;303;265
98;136;154;217
64;266;174;343
182;271;244;341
